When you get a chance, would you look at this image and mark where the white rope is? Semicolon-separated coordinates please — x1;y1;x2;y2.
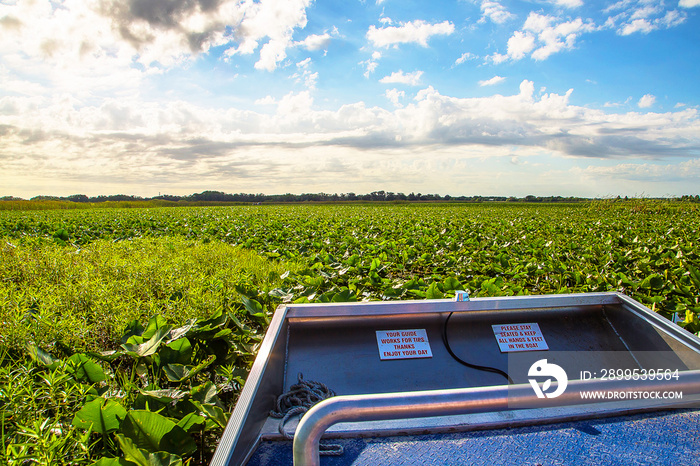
270;373;343;456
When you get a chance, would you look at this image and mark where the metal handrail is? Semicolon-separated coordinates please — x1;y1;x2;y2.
292;370;700;465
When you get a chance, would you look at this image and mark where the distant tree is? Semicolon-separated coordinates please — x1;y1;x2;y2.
66;194;89;203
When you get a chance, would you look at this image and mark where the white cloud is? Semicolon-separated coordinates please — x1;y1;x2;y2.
576;159;700;183
507;31;536;60
479;1;514;24
362;61;379;78
379;70;424;85
490;53;509;64
455;52;477;65
479;76;506;86
292;58;317;89
255;39;290;71
659;10;686;28
0;0;144;95
680;0;700;7
367;20;454;48
360;51;382;78
630;5;662;19
3;81;700;198
255;95;277;105
304;72;319;89
0;0;315;80
638;94;656;108
491;13;595;62
520;80;535;100
620;18;654;35
523;12;556;32
224;0;312;71
385;88;405;107
296;33;332;51
549;0;583;8
276;91;313;116
608;1;687;35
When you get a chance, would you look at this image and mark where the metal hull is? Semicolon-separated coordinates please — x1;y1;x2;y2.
212;292;700;465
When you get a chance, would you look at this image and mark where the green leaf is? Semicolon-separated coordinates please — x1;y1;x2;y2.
167;321;196;342
87;350;124;362
91;457;134;466
687;264;700;288
164;355;215;383
115;434;185;466
53;228;70;241
240;296;264;316
196;403;229;429
268;288;294;301
176;413;206;434
190;382;220;406
331;288;357;302
442;277;462;293
425;282;444;299
147;452;184;466
641;274;665;290
72;397;127;434
67;353;107;383
26;342;58;369
142;315;169;339
193;310;227;331
138;389;187;403
121;410;175;451
159;338;192;366
226;313;253;333
121;319;145;344
122;326;172;358
210;328;233;339
120;410;196;456
115;434;149;466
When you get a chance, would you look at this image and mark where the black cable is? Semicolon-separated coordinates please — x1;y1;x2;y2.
442;311;514;384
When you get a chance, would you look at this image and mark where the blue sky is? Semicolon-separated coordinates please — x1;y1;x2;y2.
1;0;699;198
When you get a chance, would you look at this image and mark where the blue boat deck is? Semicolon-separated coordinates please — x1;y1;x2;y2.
246;409;700;465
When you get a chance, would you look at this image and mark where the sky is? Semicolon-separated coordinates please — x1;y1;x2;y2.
1;0;699;199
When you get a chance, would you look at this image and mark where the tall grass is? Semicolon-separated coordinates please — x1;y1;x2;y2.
0;349;95;465
0;238;298;353
0;200;256;211
0;200;183;211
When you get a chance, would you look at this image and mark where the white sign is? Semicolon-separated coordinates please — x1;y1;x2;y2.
492;323;549;352
376;329;433;360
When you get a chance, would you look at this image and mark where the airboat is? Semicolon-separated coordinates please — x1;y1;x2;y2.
210;292;700;465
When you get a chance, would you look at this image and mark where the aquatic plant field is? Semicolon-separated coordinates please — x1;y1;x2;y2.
1;201;699;464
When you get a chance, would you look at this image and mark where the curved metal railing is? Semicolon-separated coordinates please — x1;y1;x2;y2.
293;370;700;465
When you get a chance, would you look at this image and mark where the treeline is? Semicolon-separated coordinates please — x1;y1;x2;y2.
3;191;592;204
2;191;699;205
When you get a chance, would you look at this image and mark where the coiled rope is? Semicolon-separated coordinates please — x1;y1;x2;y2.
270;373;343;456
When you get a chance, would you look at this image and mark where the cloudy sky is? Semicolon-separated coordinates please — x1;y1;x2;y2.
1;0;699;198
